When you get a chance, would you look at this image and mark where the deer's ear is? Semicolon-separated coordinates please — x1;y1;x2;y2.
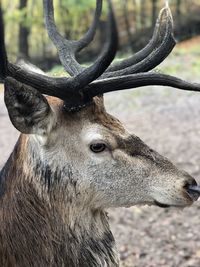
4;77;53;134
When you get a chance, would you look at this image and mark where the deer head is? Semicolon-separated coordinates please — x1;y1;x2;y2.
1;0;200;214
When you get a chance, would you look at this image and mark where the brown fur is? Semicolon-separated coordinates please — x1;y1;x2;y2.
0;107;119;266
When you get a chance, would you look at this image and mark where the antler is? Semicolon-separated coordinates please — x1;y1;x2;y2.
1;0;118;110
44;2;175;79
101;5;175;78
84;73;200;97
1;0;200;112
44;0;103;76
0;4;7;81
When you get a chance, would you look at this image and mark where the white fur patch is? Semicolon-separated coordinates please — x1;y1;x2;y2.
81;125;105;145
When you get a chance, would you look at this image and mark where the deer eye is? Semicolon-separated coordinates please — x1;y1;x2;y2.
90;143;106;153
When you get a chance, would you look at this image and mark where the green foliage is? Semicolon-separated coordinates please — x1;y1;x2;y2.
2;0;106;58
48;65;66;77
2;0;200;65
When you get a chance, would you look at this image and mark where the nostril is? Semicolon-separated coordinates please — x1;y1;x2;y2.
184;178;197;187
184;180;200;202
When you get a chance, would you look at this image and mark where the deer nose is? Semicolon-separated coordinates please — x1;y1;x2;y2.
184;180;200;201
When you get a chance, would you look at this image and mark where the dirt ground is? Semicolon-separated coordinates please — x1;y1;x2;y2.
1;39;200;267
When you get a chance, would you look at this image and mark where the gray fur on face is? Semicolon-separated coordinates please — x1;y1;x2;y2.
32;96;194;210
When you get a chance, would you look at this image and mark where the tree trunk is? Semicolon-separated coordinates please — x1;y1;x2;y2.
122;0;134;52
140;0;146;29
176;0;181;22
132;0;138;31
176;0;182;35
18;0;30;59
152;0;158;28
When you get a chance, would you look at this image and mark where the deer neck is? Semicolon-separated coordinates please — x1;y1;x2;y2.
0;136;119;267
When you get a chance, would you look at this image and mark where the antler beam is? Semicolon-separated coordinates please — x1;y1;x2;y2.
0;4;7;81
84;73;200;97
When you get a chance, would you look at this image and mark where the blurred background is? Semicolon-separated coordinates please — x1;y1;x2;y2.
1;1;200;267
2;0;200;69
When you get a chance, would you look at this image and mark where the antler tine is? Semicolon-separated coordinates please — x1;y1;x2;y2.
84;73;200;97
100;4;175;78
0;4;7;81
63;0;118;106
106;5;172;73
43;0;102;76
76;0;102;52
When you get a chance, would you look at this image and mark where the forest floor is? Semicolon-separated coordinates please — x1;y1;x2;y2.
1;37;200;267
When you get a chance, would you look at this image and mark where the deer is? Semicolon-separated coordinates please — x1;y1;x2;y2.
1;0;200;266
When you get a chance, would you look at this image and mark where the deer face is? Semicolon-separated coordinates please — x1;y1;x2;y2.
4;78;198;209
55;98;198;209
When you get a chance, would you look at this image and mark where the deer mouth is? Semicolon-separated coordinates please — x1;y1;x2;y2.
153;196;199;209
154;200;170;208
153;199;193;208
153;184;200;208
